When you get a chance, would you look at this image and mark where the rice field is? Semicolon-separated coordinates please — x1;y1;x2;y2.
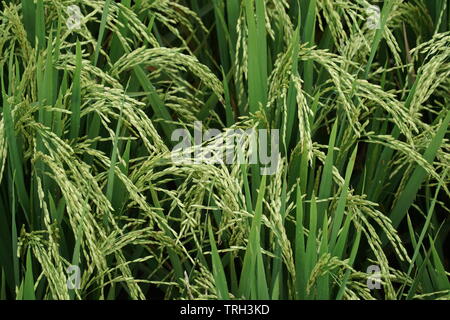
0;0;449;300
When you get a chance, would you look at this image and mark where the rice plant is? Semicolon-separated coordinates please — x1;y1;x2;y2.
0;0;449;300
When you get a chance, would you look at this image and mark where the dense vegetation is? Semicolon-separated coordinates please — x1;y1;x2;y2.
0;0;449;300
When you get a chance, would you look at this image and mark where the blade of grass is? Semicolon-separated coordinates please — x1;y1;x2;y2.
23;248;35;300
239;175;267;299
69;39;82;139
93;0;112;66
389;111;450;230
208;219;229;300
330;146;358;254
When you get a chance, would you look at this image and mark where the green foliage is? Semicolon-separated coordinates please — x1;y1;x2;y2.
0;0;448;300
